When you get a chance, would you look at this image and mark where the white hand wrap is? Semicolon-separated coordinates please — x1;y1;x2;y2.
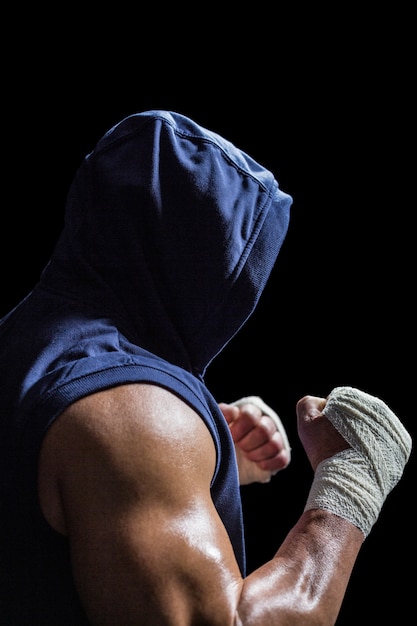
231;396;291;463
304;386;412;537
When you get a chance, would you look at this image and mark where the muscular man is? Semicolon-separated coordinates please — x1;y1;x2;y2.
0;111;411;624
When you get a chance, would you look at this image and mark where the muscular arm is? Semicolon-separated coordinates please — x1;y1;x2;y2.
38;384;363;625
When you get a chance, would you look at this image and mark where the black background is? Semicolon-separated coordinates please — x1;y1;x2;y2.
3;8;415;623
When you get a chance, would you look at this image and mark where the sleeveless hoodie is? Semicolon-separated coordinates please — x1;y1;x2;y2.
0;111;292;623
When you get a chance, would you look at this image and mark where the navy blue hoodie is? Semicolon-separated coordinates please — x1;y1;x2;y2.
0;111;292;623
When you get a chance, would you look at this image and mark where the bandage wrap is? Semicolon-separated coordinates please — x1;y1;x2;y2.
304;387;412;537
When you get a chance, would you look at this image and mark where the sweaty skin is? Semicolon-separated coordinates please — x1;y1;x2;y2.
39;384;362;626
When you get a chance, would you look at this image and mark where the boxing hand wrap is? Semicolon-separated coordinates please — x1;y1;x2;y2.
304;386;412;537
231;396;291;464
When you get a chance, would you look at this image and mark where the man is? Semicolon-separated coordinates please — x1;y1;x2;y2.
0;110;411;624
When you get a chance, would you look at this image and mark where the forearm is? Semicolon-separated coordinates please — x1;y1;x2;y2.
237;509;363;626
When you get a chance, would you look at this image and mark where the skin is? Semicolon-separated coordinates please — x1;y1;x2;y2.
38;384;363;625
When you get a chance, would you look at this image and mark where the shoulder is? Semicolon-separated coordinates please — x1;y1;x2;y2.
38;383;217;534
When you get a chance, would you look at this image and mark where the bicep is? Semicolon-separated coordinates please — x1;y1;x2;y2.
40;384;243;625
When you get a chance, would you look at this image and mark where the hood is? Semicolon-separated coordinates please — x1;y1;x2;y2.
40;111;292;377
